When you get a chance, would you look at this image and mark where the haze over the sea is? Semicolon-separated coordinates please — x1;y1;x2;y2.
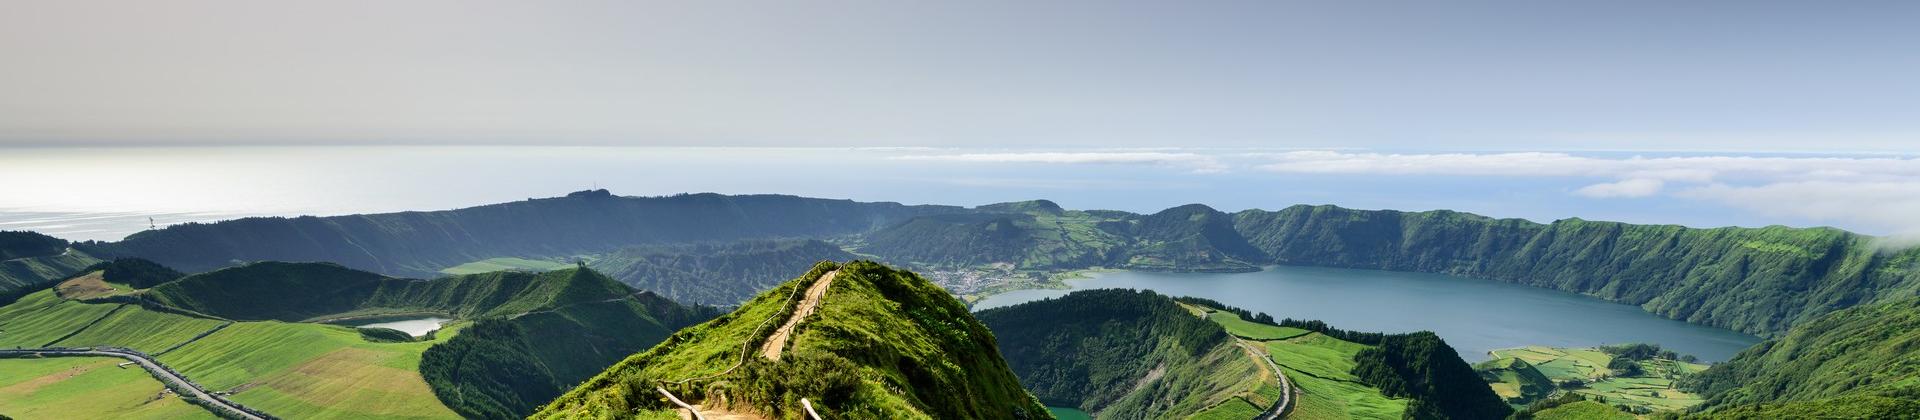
5;146;1917;242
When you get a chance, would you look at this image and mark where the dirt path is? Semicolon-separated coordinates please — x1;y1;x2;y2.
759;270;838;360
1236;339;1294;420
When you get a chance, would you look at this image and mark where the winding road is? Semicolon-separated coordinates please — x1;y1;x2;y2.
1238;339;1295;420
0;347;269;420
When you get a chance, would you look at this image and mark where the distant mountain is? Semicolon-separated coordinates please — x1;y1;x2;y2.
41;191;1920;337
872;203;1920;337
1680;295;1920;418
537;261;1048;419
79;191;963;276
0;230;98;297
587;239;858;305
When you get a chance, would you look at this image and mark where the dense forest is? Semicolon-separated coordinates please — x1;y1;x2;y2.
1351;332;1514;419
587;239;856;305
975;289;1251;417
1680;295;1920;418
0;230;67;260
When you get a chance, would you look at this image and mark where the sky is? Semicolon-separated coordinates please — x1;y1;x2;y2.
3;0;1918;150
3;2;1919;241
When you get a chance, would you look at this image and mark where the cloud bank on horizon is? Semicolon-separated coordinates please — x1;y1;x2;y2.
901;149;1920;236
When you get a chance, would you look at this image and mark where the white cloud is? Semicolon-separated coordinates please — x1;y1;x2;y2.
1575;178;1665;198
1257;150;1920;235
892;152;1230;174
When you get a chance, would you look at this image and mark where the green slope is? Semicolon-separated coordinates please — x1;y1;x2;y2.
1681;295;1920;418
975;289;1272;418
537;261;1049;419
0;248;100;298
0;356;218;420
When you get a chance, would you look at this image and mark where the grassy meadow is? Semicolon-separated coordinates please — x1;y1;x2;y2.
0;356;216;420
1483;346;1710;413
1187;304;1408;420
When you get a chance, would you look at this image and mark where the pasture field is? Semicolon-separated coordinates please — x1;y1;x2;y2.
1263;332;1407;420
1208;310;1311;340
0;290;122;348
1191;397;1265;419
0;356;217;420
52;271;138;300
1533;400;1635;420
51;305;227;353
1482;346;1709;413
159;321;467;419
438;257;575;275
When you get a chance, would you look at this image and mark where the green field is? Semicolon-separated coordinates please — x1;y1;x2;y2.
1191;397;1265;419
1533;400;1635;420
1207;311;1311;340
0;356;217;420
438;257;575;275
160;321;467;419
1483;346;1709;413
0;288;466;419
0;290;122;348
1265;333;1407;420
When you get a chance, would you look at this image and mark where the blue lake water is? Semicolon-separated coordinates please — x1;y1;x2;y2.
974;265;1762;362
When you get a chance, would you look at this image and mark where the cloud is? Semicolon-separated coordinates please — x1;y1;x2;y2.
892;152;1229;174
1575;178;1665;198
1677;181;1920;236
1256;151;1920;181
1257;150;1920;236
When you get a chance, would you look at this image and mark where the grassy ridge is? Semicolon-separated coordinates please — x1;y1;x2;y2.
538;261;1049;419
0;357;217;420
0;249;100;298
147;262;633;322
0;290;121;348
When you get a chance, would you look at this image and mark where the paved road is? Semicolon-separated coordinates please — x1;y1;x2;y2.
0;347;269;420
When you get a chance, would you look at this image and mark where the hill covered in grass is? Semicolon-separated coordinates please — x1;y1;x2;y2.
587;239;858;305
145;261;636;321
1678;295;1920;418
536;261;1048;419
975;289;1278;418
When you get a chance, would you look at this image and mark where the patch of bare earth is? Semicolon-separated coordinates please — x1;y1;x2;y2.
55;271;116;300
758;270;838;361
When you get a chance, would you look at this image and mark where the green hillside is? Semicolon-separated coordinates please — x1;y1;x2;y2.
536;261;1049;419
0;231;68;261
0;260;717;420
586;239;858;305
0;248;99;299
1680;295;1920;418
975;289;1276;418
146;261;635;322
419;293;721;419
